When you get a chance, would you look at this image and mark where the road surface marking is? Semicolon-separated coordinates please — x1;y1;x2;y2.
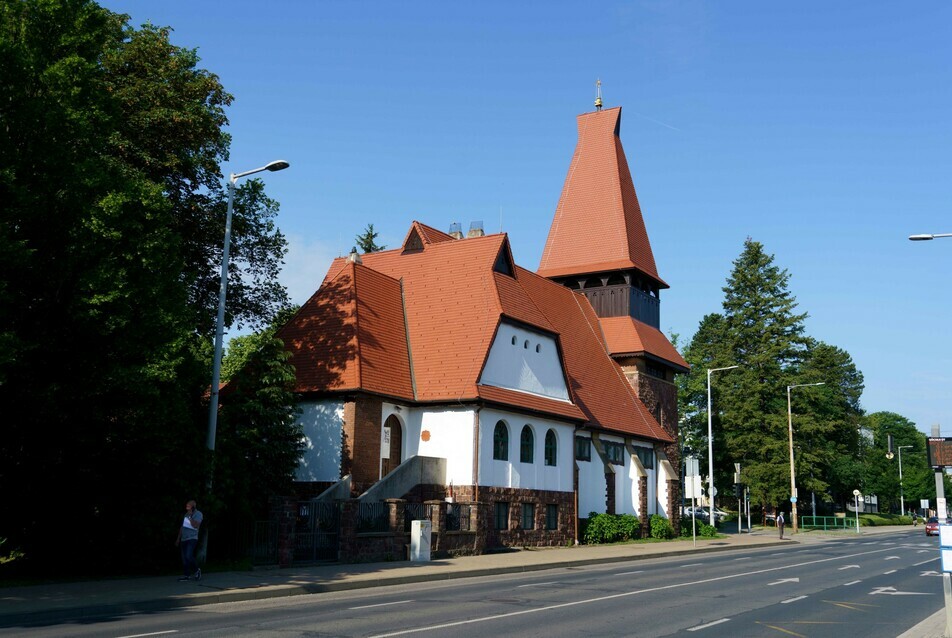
822;599;876;611
884;556;900;560
869;586;932;596
756;622;806;637
365;546;902;638
884;569;897;575
922;571;942;576
838;565;859;570
349;600;413;610
782;596;807;604
915;557;939;566
116;633;178;638
687;618;730;632
682;563;703;568
517;582;558;588
615;570;643;576
734;557;751;561
843;580;861;586
768;578;800;586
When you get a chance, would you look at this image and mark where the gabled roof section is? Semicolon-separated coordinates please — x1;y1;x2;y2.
538;106;667;288
401;220;456;252
515;265;673;442
599;316;689;372
276;261;414;399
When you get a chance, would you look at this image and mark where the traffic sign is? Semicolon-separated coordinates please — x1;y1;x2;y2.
790;496;798;503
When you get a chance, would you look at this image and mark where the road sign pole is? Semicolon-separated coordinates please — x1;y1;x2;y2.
935;469;952;638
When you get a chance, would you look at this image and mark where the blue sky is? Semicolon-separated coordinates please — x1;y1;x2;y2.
106;2;952;437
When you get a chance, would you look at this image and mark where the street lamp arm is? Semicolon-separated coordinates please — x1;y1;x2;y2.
232;160;290;182
909;233;952;241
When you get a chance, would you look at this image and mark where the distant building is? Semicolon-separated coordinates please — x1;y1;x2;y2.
277;103;687;556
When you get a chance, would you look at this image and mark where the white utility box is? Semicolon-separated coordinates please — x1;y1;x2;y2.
410;520;432;562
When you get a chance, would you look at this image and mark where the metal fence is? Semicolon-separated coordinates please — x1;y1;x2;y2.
294;501;341;562
404;503;434;532
356;501;390;533
801;516;857;531
446;504;471;531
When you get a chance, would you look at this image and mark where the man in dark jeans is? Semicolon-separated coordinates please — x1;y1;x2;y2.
777;511;785;539
175;500;203;581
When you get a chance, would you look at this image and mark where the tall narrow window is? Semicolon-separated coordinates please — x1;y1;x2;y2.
494;502;510;531
575;436;591;462
493;421;509;461
544;430;557;466
520;426;534;463
522;503;535;530
546;504;558;530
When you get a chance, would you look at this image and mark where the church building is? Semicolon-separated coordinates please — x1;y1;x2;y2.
277;98;687;551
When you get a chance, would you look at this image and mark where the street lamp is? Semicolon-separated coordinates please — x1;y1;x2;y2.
898;445;913;517
207;160;291;462
787;382;825;534
707;365;739;527
909;233;952;241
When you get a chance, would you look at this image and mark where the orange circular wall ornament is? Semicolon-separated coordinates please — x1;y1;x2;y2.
421;430;431;442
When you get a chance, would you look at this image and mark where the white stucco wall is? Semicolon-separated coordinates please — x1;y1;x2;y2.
295;400;344;482
479;408;574;492
576;434;604;516
479;322;569;400
381;403;475;487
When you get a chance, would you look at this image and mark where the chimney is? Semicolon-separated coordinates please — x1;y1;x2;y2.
348;246;362;264
467;221;484;238
449;222;464;240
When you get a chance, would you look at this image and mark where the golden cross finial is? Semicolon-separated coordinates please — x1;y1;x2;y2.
595;78;603;111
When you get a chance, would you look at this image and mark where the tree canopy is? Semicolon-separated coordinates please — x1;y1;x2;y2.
678;239;867;515
355;223;386;253
0;0;297;575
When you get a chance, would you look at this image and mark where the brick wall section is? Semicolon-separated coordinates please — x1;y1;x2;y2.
272;497;297;568
479;486;574;549
639;475;649;537
349;395;384;495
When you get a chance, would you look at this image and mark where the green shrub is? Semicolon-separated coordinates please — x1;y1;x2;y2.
699;522;717;537
582;512;641;544
650;514;674;539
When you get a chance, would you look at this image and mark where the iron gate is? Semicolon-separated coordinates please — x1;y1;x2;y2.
294;500;340;563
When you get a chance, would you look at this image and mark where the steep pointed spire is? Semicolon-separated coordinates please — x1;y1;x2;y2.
538;106;666;288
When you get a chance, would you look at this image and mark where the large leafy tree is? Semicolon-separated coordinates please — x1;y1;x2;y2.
861;412;930;514
0;0;291;575
680;239;866;517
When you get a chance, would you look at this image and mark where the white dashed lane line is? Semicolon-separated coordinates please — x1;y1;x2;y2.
687;618;730;632
781;596;807;604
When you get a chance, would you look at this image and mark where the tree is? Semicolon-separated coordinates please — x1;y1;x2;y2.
355;223;386;253
214;312;303;526
0;0;291;575
862;412;930;514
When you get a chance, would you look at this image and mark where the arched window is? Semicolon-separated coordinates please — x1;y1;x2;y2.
520;425;534;463
493;421;509;461
544;430;557;466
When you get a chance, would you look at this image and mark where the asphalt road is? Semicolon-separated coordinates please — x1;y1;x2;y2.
8;529;943;638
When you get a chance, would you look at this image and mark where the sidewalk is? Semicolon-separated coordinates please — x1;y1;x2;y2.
0;525;925;630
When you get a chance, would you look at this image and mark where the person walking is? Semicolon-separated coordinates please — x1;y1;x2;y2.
777;511;785;540
175;499;203;581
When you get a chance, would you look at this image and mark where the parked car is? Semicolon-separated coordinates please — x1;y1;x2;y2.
683;506;727;522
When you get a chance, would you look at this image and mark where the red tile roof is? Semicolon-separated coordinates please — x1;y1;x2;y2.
538;107;667;288
281;225;671;443
277;261;414;399
599;316;690;371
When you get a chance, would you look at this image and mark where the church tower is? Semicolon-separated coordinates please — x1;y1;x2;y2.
538;100;687;446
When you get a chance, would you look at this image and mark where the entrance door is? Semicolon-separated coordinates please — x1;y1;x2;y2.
382;414;403;476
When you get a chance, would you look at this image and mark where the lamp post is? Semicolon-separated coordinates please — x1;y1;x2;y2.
707;365;739;527
898;445;913;517
207;160;290;464
787;382;824;534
